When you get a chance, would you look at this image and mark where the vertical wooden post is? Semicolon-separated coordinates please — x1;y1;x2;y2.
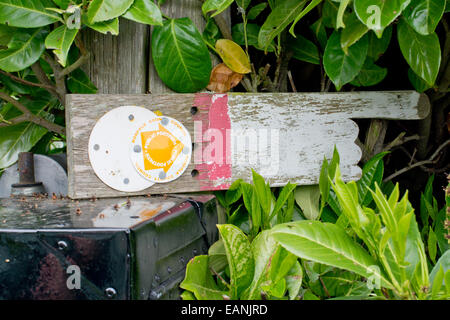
82;18;149;94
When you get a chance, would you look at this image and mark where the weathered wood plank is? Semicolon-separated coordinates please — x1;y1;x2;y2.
66;91;430;199
82;18;149;94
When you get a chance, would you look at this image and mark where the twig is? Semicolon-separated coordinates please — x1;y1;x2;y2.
0;70;56;91
58;51;90;78
382;133;420;152
384;139;450;182
30;61;62;103
319;277;331;298
287;70;297;92
0;92;65;136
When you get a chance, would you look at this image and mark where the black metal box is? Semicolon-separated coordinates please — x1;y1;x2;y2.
0;195;218;300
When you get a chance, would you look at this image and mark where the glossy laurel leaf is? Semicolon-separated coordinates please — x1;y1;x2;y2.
44;25;78;67
397;19;441;86
403;0;446;35
87;0;134;23
323;31;368;91
215;39;251;74
258;0;307;51
0;0;62;28
0;28;47;72
354;0;411;37
122;0;163;26
151;18;212;92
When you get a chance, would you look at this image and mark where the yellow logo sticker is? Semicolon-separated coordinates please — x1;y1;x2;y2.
141;123;184;172
130;116;191;183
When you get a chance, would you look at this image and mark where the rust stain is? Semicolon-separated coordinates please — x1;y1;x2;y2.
139;205;163;221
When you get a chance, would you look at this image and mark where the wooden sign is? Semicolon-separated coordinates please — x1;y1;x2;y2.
66;91;430;199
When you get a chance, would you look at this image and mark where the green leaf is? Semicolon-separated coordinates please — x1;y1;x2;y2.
403;0;446;35
232;23;275;52
428;227;438;263
271;182;297;220
319;157;330;204
243;230;296;299
435;207;449;255
271;221;392;288
236;0;251;10
295;185;321;220
180;290;196;300
336;0;351;28
151;18;212;93
225;179;243;205
431;265;445;299
408;68;432;92
310;18;328;50
286;35;320;65
397;18;441;86
0;0;62;28
322;0;339;28
252;169;272;217
351;58;387;87
0;28;47;72
85;18;119;35
250;184;262;232
323;31;369;91
340;13;369;54
45;25;78;67
247;3;267;20
122;0;163;26
429;250;450;286
203;17;221;47
289;0;322;37
208;239;228;273
52;0;70;9
0;73;32;94
87;0;134;23
357;152;387;206
0;24;16;46
180;255;227;300
66;69;97;94
286;261;303;300
367;26;392;61
354;0;411;37
258;0;307;51
202;0;234;17
217;224;254;299
0;97;54;169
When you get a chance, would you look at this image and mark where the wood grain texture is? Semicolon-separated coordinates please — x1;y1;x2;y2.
82;18;149;94
66;91;429;199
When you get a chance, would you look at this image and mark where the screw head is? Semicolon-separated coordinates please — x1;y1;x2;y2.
105;287;117;299
57;241;68;251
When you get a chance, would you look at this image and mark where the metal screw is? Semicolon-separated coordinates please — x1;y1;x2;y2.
105;287;117;299
190;106;198;115
154;274;160;282
193;249;198;256
179;256;185;265
57;241;68;251
167;267;172;274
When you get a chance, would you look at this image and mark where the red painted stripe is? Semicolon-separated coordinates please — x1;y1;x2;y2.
193;93;232;190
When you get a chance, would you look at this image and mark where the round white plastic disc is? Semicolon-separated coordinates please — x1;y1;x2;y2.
130;116;192;183
88;106;156;192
